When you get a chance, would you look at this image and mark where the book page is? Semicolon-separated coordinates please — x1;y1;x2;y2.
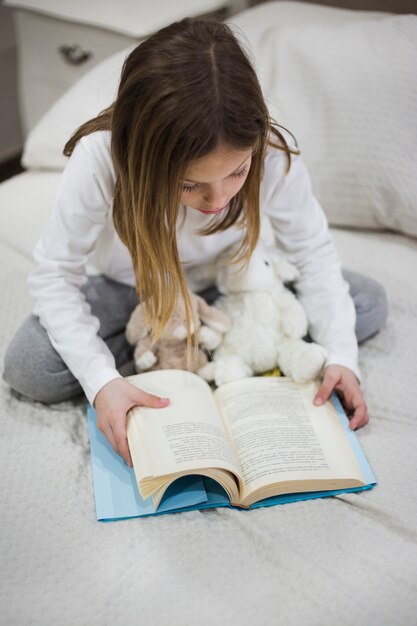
126;370;240;482
214;377;365;497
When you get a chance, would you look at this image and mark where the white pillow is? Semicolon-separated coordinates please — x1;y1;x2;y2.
231;3;417;238
22;46;134;171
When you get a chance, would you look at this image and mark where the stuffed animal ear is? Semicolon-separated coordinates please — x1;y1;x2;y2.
269;253;300;283
125;303;149;345
194;295;232;332
214;244;244;294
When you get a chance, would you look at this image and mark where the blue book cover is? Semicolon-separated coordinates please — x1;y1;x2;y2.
87;379;376;522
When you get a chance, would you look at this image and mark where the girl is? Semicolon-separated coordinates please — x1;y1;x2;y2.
3;19;387;468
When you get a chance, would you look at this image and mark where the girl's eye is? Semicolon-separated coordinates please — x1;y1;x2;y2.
231;167;248;179
182;167;248;193
182;182;200;193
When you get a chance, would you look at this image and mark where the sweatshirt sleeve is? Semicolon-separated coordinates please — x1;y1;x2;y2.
262;147;361;382
27;132;122;405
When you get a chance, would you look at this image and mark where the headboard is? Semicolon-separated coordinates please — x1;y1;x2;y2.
250;0;416;14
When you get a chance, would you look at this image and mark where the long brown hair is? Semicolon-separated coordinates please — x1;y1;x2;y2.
64;18;299;344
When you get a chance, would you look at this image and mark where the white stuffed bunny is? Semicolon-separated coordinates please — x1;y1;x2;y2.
198;242;327;386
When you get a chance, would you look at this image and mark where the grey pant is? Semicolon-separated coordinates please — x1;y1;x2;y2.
2;270;388;404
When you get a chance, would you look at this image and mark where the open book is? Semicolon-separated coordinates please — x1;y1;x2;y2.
126;370;372;511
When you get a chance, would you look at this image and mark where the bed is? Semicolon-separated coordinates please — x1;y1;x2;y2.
1;2;417;624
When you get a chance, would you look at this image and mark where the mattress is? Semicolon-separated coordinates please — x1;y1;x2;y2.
1;171;417;626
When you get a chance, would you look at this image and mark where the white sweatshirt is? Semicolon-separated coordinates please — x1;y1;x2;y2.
28;130;359;405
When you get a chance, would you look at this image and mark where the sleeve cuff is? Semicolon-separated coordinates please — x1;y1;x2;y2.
82;367;123;406
324;354;362;384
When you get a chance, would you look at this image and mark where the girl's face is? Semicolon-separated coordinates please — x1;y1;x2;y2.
180;143;253;215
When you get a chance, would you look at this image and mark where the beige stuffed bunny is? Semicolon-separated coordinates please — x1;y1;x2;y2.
126;290;231;373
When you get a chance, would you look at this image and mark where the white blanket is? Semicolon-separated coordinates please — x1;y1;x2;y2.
1;168;417;625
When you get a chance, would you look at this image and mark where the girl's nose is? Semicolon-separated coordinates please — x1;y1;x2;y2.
204;183;228;208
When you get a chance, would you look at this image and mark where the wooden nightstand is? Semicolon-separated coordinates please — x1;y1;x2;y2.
5;0;241;136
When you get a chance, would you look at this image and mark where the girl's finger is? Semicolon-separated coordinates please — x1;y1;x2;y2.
132;387;170;409
349;404;369;430
101;424;117;453
314;371;339;406
112;423;133;467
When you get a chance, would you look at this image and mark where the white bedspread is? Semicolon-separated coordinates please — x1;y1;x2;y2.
1;169;417;625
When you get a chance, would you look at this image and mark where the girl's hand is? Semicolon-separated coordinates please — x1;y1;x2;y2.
94;378;169;467
313;364;369;430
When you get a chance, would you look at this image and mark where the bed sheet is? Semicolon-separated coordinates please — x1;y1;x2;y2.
1;171;417;626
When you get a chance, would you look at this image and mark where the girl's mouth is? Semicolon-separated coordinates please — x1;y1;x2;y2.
197;205;227;214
